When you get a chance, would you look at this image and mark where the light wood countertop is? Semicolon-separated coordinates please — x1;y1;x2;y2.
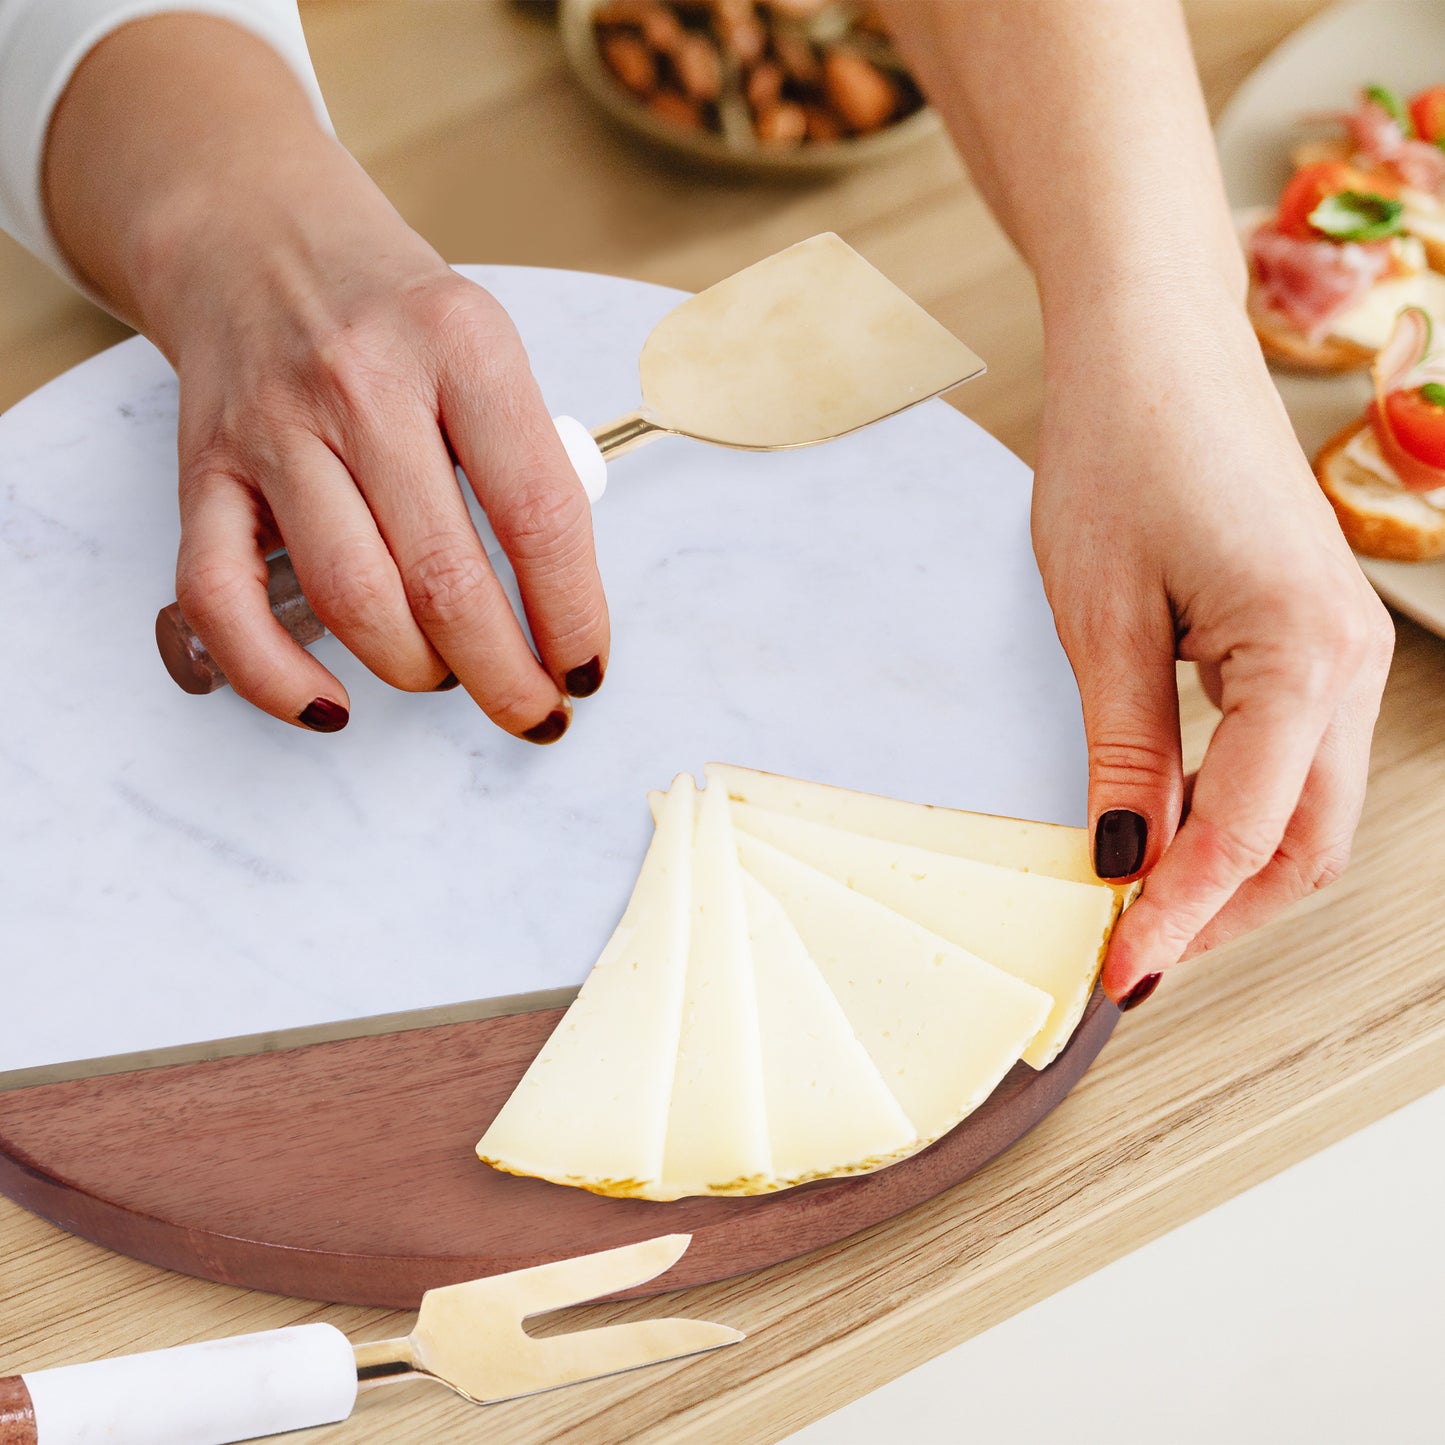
3;4;1442;1441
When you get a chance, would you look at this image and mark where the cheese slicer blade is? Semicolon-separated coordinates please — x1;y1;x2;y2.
156;233;985;695
598;230;986;453
0;1234;742;1443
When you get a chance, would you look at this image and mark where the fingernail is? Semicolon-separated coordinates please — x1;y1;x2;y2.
299;698;349;733
564;655;604;698
1119;973;1162;1012
1094;809;1148;879
434;672;461;692
522;707;570;745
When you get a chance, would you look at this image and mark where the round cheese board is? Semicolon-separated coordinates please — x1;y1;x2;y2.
0;263;1110;1305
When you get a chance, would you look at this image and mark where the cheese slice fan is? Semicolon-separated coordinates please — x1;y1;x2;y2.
656;780;772;1198
157;233;986;695
476;774;695;1196
731;802;1125;1070
736;833;1051;1144
706;762;1109;888
742;873;918;1184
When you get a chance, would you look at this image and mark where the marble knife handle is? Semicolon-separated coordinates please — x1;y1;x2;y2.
155;414;608;696
0;1324;358;1445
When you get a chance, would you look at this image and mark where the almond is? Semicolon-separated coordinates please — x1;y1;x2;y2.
745;59;785;113
822;47;895;132
649;89;706;129
599;32;658;96
673;32;724;102
754;99;808;146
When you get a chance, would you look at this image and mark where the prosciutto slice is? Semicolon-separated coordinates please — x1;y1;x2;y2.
1348;98;1445;196
1370;306;1445;493
1249;221;1392;342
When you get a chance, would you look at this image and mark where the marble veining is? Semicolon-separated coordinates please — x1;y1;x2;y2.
0;266;1086;1075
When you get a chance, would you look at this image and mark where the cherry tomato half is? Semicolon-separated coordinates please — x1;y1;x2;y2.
1276;160;1372;239
1384;384;1445;471
1409;86;1445;146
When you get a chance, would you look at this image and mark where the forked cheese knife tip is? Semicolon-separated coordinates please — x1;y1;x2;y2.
0;1234;741;1445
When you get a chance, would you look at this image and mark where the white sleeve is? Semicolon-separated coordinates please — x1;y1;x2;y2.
0;0;330;279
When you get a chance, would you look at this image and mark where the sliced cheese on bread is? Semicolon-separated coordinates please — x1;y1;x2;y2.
476;774;696;1196
1330;269;1445;350
706;762;1105;887
657;779;772;1198
1239;203;1445;371
743;873;918;1184
737;832;1051;1141
731;801;1123;1069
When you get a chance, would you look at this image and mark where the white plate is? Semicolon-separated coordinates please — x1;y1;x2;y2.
1215;0;1445;638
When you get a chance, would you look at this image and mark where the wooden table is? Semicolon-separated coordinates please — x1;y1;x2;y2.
3;3;1441;1441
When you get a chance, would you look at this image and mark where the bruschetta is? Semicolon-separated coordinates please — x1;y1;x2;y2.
1292;84;1445;270
1244;160;1445;371
1315;305;1445;561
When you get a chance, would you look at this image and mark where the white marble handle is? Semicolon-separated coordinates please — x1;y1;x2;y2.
19;1324;358;1445
553;414;609;505
468;414;608;557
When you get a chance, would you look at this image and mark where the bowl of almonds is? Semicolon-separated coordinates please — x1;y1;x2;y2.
560;0;938;172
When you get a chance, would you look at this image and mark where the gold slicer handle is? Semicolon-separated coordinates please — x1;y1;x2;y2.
153;413;656;697
353;1338;425;1393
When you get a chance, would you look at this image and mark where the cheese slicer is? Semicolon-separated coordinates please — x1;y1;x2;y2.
0;1234;740;1445
155;232;985;694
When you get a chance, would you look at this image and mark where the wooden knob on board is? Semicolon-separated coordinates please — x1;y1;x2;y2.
155;553;326;696
0;1376;38;1445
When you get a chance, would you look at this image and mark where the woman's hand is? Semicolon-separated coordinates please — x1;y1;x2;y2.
156;155;608;739
46;16;608;738
1032;276;1394;1004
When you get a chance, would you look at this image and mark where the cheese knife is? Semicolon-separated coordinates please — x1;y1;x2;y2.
0;1234;739;1445
155;232;985;694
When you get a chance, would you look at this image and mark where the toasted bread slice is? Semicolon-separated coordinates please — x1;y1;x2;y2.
1315;415;1445;561
1250;293;1375;372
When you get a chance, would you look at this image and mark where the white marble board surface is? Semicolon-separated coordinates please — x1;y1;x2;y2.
0;264;1086;1078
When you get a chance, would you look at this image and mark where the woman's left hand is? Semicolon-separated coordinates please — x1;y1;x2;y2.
1029;276;1395;1005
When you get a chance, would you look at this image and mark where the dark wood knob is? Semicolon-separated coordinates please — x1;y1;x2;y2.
0;1376;37;1445
155;552;326;695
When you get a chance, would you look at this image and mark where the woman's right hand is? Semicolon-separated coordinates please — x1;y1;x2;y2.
48;16;609;739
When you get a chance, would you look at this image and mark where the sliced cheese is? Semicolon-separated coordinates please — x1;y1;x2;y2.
706;762;1103;887
656;779;772;1197
1402;191;1445;250
742;872;918;1184
738;832;1051;1142
732;801;1121;1069
476;774;696;1195
1331;269;1445;350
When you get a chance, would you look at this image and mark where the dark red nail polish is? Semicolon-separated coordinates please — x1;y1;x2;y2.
1094;809;1147;879
299;698;349;733
564;655;604;698
522;708;570;745
1119;973;1162;1012
434;672;461;692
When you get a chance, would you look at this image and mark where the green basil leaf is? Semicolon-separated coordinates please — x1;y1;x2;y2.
1365;83;1414;136
1308;190;1405;242
1420;382;1445;408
